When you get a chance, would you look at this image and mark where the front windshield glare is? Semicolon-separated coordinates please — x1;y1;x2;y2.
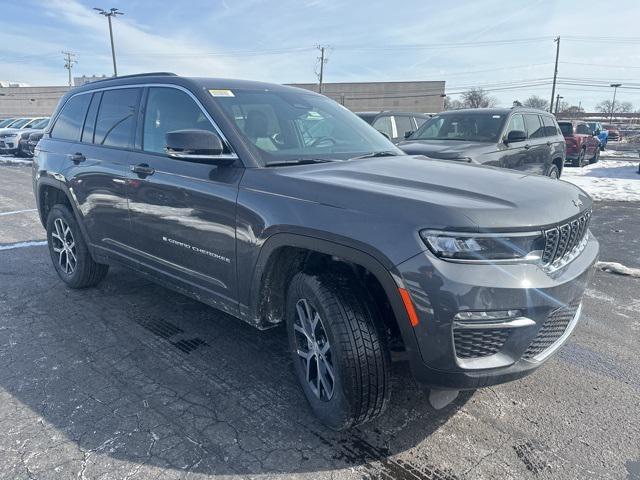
214;89;401;164
410;113;506;142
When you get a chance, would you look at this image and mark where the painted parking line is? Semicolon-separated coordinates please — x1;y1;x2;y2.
0;209;37;216
0;240;47;251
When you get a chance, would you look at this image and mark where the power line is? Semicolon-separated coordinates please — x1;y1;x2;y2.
61;51;77;87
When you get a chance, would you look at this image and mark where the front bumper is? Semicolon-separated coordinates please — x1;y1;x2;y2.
396;234;599;389
0;137;20;154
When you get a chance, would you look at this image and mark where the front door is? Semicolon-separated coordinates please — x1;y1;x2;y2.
522;113;547;175
500;113;528;171
126;86;242;314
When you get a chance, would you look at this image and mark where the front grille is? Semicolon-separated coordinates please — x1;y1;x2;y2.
453;328;510;359
523;301;580;359
541;210;591;267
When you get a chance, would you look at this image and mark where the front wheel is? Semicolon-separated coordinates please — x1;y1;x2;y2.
46;204;109;288
589;147;600;164
286;272;390;430
547;164;560;179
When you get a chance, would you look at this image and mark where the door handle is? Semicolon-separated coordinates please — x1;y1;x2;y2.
130;163;155;177
67;152;86;164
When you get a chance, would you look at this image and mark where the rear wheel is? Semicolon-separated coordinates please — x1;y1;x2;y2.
572;149;586;167
46;204;109;288
286;271;390;430
547;164;560;179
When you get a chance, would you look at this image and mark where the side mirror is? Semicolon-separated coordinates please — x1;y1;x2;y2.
404;130;414;139
505;130;527;144
165;129;233;164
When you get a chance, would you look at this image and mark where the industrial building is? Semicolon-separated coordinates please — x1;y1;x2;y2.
290;80;446;113
0;86;69;118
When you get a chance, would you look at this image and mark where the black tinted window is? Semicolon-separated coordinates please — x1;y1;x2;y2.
51;94;91;141
558;122;573;135
524;114;544;139
143;87;215;154
94;88;140;148
576;124;591;135
541;116;558;136
81;92;101;143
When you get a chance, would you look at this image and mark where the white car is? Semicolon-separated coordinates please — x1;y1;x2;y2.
0;117;49;156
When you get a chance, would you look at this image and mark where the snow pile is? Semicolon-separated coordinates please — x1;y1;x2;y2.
0;155;32;165
601;149;639;159
561;160;640;202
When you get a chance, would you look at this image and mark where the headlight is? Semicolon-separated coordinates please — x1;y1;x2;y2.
420;230;545;262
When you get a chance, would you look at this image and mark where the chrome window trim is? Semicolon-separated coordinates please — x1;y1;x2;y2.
49;83;238;159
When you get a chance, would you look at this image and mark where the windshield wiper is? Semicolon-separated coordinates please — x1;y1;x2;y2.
264;158;335;167
348;151;399;160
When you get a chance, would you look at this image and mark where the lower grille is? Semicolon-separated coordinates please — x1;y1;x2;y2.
453;328;510;359
523;301;580;360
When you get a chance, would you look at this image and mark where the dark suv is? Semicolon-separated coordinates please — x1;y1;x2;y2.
399;108;566;178
33;73;598;430
357;111;431;143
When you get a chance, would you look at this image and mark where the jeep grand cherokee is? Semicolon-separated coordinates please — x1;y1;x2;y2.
33;73;599;430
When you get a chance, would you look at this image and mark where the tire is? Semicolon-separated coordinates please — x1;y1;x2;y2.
286;271;390;430
589;147;600;164
572;149;586;167
46;204;109;288
547;164;560;179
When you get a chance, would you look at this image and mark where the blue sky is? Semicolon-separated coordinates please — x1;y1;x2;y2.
1;0;640;110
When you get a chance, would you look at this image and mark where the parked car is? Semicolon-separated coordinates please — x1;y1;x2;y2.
357;111;431;143
34;73;598;429
586;121;608;150
602;124;621;141
0;118;17;128
24;131;44;157
399;107;566;178
0;117;35;134
0;117;49;156
558;121;601;167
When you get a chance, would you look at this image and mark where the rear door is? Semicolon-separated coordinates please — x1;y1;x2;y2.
522;113;547;175
65;87;141;256
126;86;242;313
576;122;597;156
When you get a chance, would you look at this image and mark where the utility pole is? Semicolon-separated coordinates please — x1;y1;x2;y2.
609;83;622;122
549;36;560;113
94;7;124;77
62;51;77;87
316;45;328;94
555;94;563;115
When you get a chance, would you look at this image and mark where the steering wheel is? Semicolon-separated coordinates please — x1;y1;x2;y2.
309;136;337;148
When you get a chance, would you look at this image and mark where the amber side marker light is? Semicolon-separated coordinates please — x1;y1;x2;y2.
399;288;420;327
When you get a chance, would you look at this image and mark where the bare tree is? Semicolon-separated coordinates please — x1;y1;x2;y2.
523;95;549;110
558;104;584;118
443;96;464;110
461;88;497;108
596;99;634;116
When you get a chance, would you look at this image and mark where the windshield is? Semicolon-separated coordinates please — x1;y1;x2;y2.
213;89;402;165
8;118;32;129
558;122;573;135
409;112;506;142
0;118;15;128
30;118;50;129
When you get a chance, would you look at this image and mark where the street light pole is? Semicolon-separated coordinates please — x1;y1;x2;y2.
94;7;124;77
555;94;563;115
609;83;622;122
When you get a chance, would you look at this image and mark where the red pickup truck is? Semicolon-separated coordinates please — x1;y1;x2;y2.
558;120;600;167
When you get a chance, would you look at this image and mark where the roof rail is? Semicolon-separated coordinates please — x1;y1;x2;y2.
83;72;177;85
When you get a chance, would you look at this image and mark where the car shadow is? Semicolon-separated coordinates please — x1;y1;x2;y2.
0;256;470;478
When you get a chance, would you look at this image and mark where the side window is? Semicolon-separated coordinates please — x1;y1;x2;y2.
94;88;140;148
524;114;544;139
50;94;92;141
542;116;558;137
143;87;216;154
414;116;428;128
505;114;525;135
576;124;590;135
372;116;393;139
394;115;413;138
81;92;102;143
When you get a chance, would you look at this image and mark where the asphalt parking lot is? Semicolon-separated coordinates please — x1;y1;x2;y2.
0;161;639;480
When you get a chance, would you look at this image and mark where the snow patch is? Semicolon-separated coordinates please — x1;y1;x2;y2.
561;160;640;202
596;261;640;278
0;155;32;166
0;240;47;251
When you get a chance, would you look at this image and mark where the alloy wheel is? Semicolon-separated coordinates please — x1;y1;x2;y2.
293;298;335;401
51;217;77;275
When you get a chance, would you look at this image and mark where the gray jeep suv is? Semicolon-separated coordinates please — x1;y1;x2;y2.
33;73;598;430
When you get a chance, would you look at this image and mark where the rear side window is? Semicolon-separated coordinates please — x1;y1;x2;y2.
94;88;140;148
143;87;216;154
558;122;573;135
524;114;544;139
394;115;413;138
576;124;591;135
372;116;393;139
542;116;558;136
51;94;91;141
81;92;102;143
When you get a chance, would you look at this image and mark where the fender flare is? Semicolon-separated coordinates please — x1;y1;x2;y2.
247;232;421;359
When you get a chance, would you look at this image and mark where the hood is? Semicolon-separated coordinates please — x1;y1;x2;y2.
398;139;491;160
248;156;592;232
